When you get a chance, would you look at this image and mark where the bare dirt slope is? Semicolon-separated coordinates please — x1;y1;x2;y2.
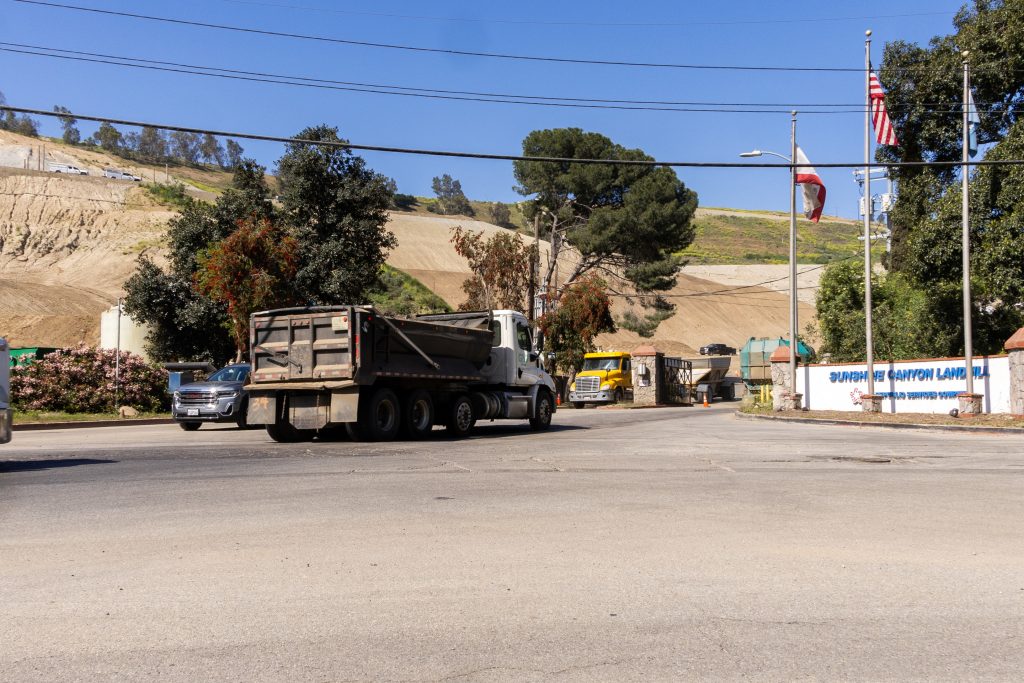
386;212;812;358
0;167;171;346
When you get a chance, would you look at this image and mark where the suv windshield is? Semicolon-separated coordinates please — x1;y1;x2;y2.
582;358;620;371
208;365;250;383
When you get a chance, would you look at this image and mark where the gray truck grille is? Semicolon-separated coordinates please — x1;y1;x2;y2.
576;376;600;393
178;391;216;405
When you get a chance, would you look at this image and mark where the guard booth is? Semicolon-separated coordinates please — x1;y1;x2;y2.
162;362;216;394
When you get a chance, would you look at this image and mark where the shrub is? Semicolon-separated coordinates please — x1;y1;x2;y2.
10;346;168;413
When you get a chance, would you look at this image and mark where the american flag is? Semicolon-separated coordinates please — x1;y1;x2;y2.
869;72;899;146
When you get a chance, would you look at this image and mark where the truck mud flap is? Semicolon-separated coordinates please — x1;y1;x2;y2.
330;389;359;424
247;394;276;425
290;394;329;431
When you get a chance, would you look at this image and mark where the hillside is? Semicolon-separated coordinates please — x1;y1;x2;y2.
0;130;823;356
395;199;875;266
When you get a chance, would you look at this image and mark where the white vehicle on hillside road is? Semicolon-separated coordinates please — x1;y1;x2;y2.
47;162;88;175
103;168;142;181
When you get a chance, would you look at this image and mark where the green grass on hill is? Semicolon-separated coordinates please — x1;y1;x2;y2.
680;213;884;264
392;197;532;234
368;265;452;316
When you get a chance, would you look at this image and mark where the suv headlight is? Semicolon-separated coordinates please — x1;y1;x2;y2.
216;390;238;398
173;391;181;401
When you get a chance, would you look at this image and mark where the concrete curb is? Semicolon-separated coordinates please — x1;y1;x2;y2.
735;410;1024;434
13;418;174;432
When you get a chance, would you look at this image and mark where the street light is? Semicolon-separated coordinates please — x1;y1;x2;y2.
740;113;800;409
739;150;791;162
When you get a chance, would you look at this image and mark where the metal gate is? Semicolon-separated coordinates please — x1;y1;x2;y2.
661;357;693;405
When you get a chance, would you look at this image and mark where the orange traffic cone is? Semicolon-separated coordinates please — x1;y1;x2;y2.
703;394;709;408
556;393;562;406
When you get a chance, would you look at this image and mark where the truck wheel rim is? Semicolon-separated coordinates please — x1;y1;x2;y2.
376;402;396;432
455;402;473;430
538;398;551;422
411;399;430;431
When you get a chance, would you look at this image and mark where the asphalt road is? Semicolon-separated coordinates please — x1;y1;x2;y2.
2;405;1023;681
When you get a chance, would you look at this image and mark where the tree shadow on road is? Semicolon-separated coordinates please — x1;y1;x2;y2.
0;458;117;473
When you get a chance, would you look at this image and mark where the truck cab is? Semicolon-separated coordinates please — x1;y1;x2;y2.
568;352;632;408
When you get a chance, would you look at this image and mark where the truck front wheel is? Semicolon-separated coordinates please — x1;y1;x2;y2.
530;391;553;431
613;388;624;404
445;395;475;437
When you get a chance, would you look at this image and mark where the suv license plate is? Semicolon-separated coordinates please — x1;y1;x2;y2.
187;409;199;416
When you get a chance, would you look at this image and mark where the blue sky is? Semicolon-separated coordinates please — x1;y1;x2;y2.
1;0;964;219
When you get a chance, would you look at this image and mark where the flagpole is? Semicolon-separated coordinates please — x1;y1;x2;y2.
790;110;798;404
863;29;877;406
961;51;975;398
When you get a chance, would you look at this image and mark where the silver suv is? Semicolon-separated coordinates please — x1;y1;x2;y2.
172;364;251;430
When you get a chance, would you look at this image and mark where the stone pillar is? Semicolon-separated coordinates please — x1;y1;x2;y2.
861;394;883;413
1005;327;1024;415
631;345;662;407
957;393;983;415
769;346;802;411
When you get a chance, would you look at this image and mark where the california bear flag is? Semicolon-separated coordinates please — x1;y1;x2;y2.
794;146;826;223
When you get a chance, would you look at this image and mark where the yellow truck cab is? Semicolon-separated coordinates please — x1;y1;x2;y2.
568;352;632;408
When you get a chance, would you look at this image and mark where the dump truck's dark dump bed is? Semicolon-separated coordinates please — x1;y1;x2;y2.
249;306;493;387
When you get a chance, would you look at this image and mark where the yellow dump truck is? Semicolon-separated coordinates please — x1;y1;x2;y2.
568;352;632;408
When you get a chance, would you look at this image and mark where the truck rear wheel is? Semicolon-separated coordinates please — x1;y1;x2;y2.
350;387;401;442
445;394;475;437
400;390;434;440
530;390;553;431
266;420;315;443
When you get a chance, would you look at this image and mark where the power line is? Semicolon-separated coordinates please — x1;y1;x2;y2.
6;0;895;73
4;42;1011;116
0;47;844;114
3;105;1021;169
217;0;956;29
4;42;1011;114
0;42;878;109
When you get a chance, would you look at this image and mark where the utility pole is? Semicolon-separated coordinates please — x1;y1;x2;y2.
788;111;798;404
961;51;975;399
528;213;539;324
863;29;878;406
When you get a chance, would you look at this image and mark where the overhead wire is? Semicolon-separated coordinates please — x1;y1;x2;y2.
12;0;973;74
2;44;1012;117
215;1;955;29
3;105;1022;170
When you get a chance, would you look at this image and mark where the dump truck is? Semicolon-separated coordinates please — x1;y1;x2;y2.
568;351;632;408
246;307;557;442
740;337;813;391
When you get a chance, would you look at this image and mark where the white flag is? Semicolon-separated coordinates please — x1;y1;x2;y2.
794;146;826;223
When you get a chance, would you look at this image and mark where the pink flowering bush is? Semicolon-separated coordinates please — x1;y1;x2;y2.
10;345;168;413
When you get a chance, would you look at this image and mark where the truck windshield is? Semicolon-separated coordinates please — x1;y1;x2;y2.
582;358;620;371
208;365;250;382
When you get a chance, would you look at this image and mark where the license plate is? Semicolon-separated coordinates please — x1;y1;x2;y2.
187;409;199;416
